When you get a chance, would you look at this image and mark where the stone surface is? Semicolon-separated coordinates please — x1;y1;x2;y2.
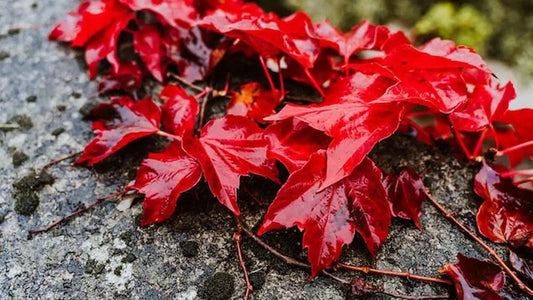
0;1;530;300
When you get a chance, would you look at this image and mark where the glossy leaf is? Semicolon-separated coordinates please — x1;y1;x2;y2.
227;82;280;123
383;169;426;229
76;96;161;166
97;60;144;94
118;0;197;28
265;118;331;173
259;152;390;277
509;248;533;283
441;253;505;300
159;84;199;135
131;142;202;226
474;161;533;248
182;115;278;214
134;24;164;82
266;100;405;188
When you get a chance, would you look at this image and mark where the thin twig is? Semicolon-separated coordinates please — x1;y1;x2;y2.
233;225;253;300
156;130;182;141
40;151;82;172
336;263;452;286
29;191;124;235
380;291;449;300
167;72;204;92
424;190;533;295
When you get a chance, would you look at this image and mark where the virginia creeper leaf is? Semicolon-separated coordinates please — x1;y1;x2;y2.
159;84;199;135
134;24;164;82
76;96;161;166
182;115;278;215
97;60;144;94
118;0;197;28
474;161;533;248
383;168;426;229
441;253;505;300
259;152;390;277
131;142;202;226
227;82;280;123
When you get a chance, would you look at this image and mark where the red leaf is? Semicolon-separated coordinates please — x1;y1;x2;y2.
85;13;133;79
383;169;426;229
76;96;161;166
474;161;533;248
265;118;331;173
450;78;516;132
118;0;197;28
49;0;132;47
227;82;280;123
159;84;199;135
131;142;202;226
182;115;278;215
266;100;405;188
259;152;390;277
134;24;164;81
197;4;319;68
98;61;144;94
509;248;533;283
497;109;533;167
441;253;505;300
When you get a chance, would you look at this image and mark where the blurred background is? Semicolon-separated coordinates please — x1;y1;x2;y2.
257;0;533;109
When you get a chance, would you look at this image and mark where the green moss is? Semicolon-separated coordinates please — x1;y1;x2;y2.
8;114;33;130
85;259;105;275
121;253;137;263
198;272;235;300
13;171;54;191
14;191;39;216
114;265;123;276
12;150;28;167
0;51;10;61
25;95;37;102
180;240;199;258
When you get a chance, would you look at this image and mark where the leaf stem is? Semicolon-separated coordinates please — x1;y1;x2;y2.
336;263;452;285
167;72;204;92
156;130;182;141
40;151;82;172
259;56;277;93
500;169;533;178
448;121;473;159
233;224;253;300
496;140;533;157
379;291;449;300
424;190;533;295
28;191;124;235
303;68;325;97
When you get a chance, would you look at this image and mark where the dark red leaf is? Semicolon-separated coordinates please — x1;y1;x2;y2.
98;61;144;94
510;248;533;283
134;24;164;81
76;96;161;166
266;100;405;189
130;142;202;226
441;253;505;300
259;152;390;277
182;115;278;215
383;169;426;229
227;82;280;123
118;0;197;28
474;161;533;248
265;118;331;173
159;84;199;135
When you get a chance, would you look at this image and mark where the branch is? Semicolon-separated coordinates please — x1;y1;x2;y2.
424;190;533;295
40;151;82;172
167;72;204;92
233;228;253;300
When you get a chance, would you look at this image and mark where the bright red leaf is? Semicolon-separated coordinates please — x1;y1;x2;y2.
118;0;197;28
76;96;161;166
259;152;390;277
474;161;533;248
497;109;533;167
264;118;331;173
159;84;199;135
134;24;165;82
98;61;144;94
383;168;426;229
266;100;405;189
182;115;278;215
130;142;202;226
441;253;505;300
227;82;280;123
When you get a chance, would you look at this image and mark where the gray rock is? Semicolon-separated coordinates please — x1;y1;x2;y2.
0;1;529;299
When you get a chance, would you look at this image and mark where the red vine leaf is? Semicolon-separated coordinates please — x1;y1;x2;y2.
182;115;278;215
134;24;165;82
118;0;197;28
227;82;280;123
497;108;533;167
383;168;426;229
97;61;144;94
258;152;390;277
130;142;202;226
159;84;199;135
474;161;533;248
440;253;505;300
76;96;161;166
264;118;331;173
266;99;405;188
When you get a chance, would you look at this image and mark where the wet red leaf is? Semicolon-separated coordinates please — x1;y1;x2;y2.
264;118;331;173
441;253;505;300
130;142;202;226
118;0;197;28
509;248;533;283
134;24;165;82
76;96;161;166
259;152;390;277
227;82;280;123
383;168;426;229
159;84;199;135
474;161;533;248
182;115;278;215
97;61;144;94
